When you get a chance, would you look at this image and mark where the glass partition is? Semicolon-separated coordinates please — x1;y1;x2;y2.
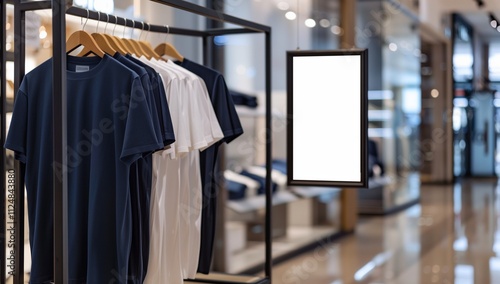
357;0;421;180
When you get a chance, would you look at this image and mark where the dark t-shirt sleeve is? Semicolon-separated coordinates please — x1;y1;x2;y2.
155;74;175;145
213;75;243;144
5;87;28;163
121;77;164;165
140;74;164;150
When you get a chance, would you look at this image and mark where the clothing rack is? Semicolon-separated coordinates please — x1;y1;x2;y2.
1;0;272;283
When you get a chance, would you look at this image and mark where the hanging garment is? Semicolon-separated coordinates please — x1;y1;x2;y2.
5;55;165;283
139;56;224;283
113;53;176;283
176;58;244;274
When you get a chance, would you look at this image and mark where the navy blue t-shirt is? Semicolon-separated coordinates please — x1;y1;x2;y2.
114;53;174;283
178;58;243;274
5;55;163;283
125;55;175;146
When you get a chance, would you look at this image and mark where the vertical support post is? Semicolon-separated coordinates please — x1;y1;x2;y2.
340;0;356;49
52;0;69;283
339;0;358;232
0;1;6;281
203;35;210;67
264;30;272;280
13;1;26;282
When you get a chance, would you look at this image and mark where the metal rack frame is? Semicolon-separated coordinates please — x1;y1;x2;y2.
2;0;272;283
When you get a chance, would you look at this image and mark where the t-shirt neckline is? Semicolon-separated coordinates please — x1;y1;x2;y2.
66;54;111;80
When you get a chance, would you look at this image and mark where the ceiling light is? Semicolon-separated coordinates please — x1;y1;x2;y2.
319;19;330;28
39;26;47;39
331;25;342;35
285;11;297;20
277;2;289;10
389;43;398;52
490;13;500;30
305;18;316;28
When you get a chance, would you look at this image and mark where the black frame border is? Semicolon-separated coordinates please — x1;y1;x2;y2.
286;49;368;188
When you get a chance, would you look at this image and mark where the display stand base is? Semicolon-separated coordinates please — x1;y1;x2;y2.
186;273;269;284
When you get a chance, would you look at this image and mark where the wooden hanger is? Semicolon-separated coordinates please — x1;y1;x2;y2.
138;22;161;60
109;16;134;55
128;20;155;59
120;19;143;56
66;10;104;57
78;12;116;56
101;13;127;54
155;25;184;62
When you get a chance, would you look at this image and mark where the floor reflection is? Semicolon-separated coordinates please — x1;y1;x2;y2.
272;178;500;284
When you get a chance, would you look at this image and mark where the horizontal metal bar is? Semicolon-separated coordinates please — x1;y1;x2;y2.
205;28;261;36
150;0;271;33
7;51;14;61
18;0;52;11
66;6;208;37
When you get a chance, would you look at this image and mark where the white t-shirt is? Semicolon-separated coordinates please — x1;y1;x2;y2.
141;57;185;284
140;56;223;282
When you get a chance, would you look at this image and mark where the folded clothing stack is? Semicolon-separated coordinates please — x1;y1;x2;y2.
229;90;258;108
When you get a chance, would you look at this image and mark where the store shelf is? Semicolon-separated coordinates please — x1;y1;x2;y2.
234;105;285;119
225;226;341;275
227;191;298;213
289;186;342;198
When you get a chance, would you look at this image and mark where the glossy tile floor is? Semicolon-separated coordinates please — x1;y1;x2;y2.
271;178;500;284
7;179;499;283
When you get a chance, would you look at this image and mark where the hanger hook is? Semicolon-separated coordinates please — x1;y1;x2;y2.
146;23;151;41
131;19;136;39
139;21;145;41
113;15;118;36
96;11;101;33
82;9;90;31
104;13;109;34
164;25;170;42
123;18;128;38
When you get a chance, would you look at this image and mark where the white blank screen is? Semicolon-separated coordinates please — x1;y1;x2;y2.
292;55;361;182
